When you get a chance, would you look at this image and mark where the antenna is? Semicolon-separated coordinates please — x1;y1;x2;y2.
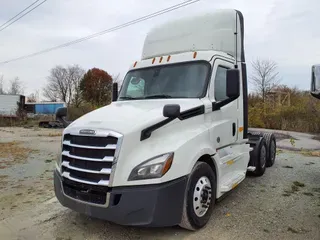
234;11;238;69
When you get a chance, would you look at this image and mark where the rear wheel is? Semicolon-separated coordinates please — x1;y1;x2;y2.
263;133;277;167
251;138;267;177
179;162;216;231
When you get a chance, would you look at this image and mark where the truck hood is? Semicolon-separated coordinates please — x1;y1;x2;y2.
67;99;204;134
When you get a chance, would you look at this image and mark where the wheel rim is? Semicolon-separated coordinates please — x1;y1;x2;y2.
260;145;266;168
193;176;212;217
270;140;276;163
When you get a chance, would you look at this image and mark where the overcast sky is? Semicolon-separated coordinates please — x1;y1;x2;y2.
0;0;319;98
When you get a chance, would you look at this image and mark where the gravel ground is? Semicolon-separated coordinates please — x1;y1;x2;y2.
0;127;319;240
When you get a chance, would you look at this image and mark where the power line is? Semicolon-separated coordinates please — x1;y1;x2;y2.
0;0;42;29
0;0;48;32
0;0;200;65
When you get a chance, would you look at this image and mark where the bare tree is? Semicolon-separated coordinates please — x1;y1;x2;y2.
68;65;85;107
27;90;39;102
0;75;4;94
112;73;121;83
250;59;281;102
43;66;68;103
27;93;37;102
8;77;24;95
112;73;124;93
43;65;85;106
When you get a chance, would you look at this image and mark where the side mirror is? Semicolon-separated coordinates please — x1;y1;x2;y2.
226;69;240;98
311;65;320;99
163;104;180;118
112;82;118;101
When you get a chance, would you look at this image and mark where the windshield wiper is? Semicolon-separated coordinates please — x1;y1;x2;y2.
118;96;142;100
144;94;173;99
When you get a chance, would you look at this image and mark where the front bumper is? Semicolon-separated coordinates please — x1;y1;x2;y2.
54;170;188;227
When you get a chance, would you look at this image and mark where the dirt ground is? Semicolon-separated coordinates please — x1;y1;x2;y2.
0;127;319;240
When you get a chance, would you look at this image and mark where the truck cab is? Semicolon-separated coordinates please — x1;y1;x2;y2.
54;9;276;231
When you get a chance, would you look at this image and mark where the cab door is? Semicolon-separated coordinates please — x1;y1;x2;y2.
207;58;240;149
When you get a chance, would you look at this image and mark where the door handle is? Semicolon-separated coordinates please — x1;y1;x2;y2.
232;123;236;136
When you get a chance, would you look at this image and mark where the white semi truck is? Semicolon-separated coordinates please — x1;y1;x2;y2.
54;9;277;230
311;64;320;99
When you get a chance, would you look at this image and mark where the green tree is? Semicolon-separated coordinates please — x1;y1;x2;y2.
80;68;113;107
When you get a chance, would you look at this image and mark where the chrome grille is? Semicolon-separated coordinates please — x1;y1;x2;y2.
63;144;115;159
60;129;122;190
63;133;118;147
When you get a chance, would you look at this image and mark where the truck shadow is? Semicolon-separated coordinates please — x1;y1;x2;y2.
51;185;246;239
52;209;191;239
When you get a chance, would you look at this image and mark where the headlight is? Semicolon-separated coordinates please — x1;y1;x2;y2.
128;152;174;181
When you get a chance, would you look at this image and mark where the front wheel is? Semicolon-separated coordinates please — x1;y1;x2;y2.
179;162;216;231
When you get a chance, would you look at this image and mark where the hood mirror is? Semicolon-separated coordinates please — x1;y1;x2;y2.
112;82;118;101
163;104;180;119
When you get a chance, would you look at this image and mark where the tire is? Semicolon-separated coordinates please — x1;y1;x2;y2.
263;133;277;167
179;162;216;231
251;138;267;177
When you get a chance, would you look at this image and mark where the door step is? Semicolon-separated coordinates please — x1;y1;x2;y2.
220;172;245;193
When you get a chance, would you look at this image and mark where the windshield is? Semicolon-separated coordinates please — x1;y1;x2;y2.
118;62;210;100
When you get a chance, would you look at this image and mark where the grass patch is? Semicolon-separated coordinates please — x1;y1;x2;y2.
300;150;320;157
286;227;309;234
283;182;306;195
312;188;320;193
0;117;41;128
312;135;320;141
0;141;36;168
291;185;299;192
0;175;8;180
305;162;315;165
282;165;293;169
287;227;299;234
282;193;291;197
37;132;62;137
303;192;314;196
293;181;305;187
0;129;14;133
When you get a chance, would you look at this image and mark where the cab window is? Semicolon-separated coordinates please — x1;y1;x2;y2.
214;66;228;101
